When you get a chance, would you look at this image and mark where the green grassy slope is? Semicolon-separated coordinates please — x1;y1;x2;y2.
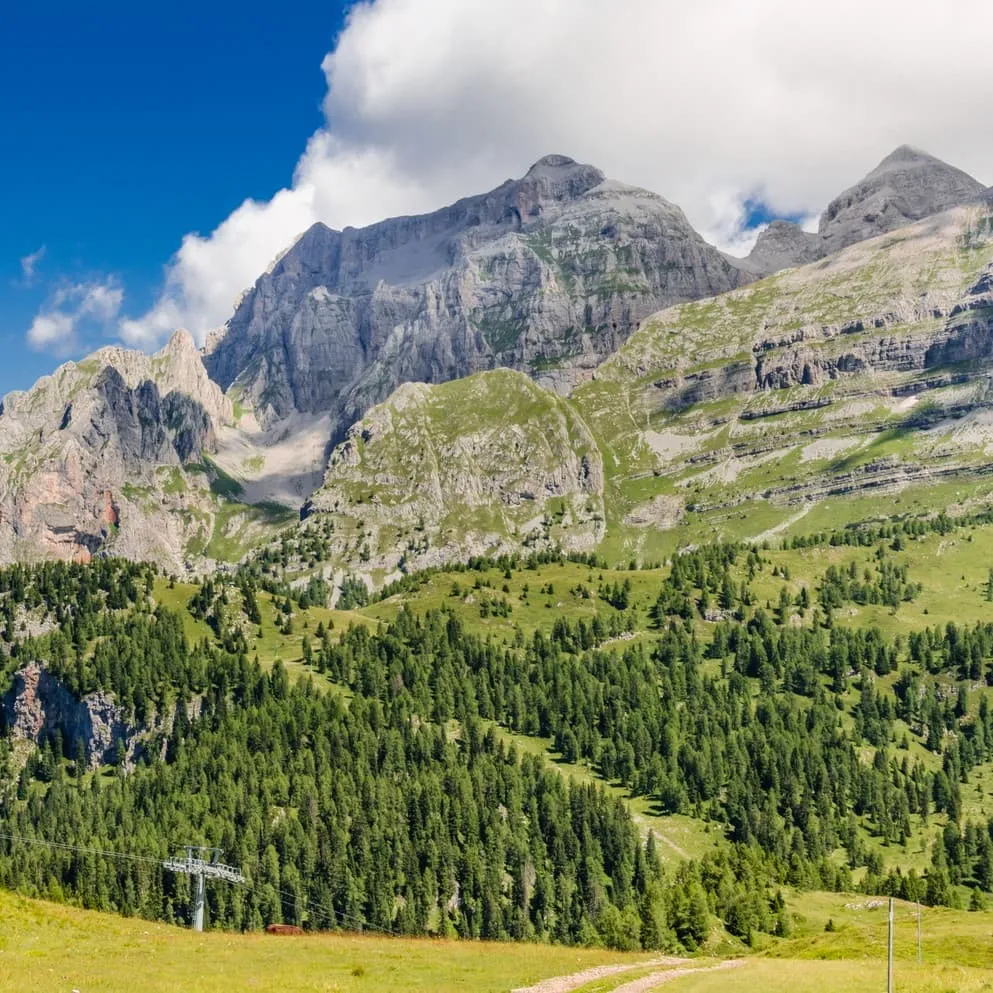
5;889;993;993
300;369;606;583
284;203;993;580
0;890;655;993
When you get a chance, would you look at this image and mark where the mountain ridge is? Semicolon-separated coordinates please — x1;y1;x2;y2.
202;154;748;433
294;200;993;583
1;145;990;573
743;145;986;274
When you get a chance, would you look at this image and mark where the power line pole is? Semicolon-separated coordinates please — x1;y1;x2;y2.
887;897;894;993
917;901;922;964
163;846;246;932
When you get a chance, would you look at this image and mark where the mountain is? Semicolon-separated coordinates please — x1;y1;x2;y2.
745;146;986;275
819;144;987;253
201;148;985;443
0;332;297;571
203;154;748;435
302;369;605;575
741;220;823;276
294;198;993;581
0;145;988;573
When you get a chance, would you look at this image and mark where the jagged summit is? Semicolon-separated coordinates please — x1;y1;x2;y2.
743;219;822;275
743;144;987;275
204;156;743;431
818;144;984;252
0;146;993;571
872;143;941;170
163;327;198;357
518;154;606;202
0;329;237;567
525;153;580;171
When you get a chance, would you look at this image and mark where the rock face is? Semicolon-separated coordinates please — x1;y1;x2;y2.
204;155;747;435
0;331;234;568
818;145;985;254
303;369;605;578
2;661;137;767
745;146;986;275
577;202;993;542
743;220;823;275
1;146;990;576
292;200;993;577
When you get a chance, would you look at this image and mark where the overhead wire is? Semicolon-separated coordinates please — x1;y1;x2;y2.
0;830;940;940
0;831;163;866
0;829;401;936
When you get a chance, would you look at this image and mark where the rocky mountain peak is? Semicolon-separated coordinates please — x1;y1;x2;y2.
519;154;606;201
743;219;822;275
525;153;580;172
818;144;985;252
162;327;198;357
0;327;239;567
871;143;940;171
205;155;744;431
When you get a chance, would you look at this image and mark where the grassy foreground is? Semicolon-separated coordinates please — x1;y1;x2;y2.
6;889;993;993
0;890;653;993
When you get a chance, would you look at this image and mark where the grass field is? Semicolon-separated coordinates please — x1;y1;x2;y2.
0;890;654;993
5;890;993;992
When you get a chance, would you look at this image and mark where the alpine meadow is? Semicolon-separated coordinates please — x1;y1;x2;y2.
5;9;993;989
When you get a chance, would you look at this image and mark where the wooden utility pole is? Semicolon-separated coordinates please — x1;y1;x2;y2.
917;901;922;964
887;897;895;993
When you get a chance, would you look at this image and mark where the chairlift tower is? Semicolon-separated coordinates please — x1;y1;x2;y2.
163;846;245;931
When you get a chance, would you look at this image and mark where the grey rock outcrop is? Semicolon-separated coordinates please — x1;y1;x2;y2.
2;661;137;767
818;145;985;254
744;146;986;274
303;368;606;577
2;146;991;576
276;200;993;580
204;155;747;435
743;220;823;275
0;331;233;566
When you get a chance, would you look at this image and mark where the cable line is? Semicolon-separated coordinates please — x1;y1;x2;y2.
0;830;400;937
0;831;162;866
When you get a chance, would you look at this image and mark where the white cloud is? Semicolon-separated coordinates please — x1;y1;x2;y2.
123;0;993;346
26;312;75;352
19;245;46;286
27;279;124;355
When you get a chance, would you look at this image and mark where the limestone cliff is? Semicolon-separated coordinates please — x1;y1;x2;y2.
3;148;991;577
0;332;243;570
2;661;139;768
204;155;747;435
301;369;605;580
819;145;986;254
745;146;986;275
287;201;993;578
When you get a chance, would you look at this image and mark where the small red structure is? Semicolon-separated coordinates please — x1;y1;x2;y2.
266;924;304;935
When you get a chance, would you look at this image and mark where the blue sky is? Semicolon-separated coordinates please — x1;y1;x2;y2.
0;1;351;396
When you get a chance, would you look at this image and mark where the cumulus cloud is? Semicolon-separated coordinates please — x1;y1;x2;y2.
122;0;993;346
19;246;46;286
27;279;124;355
117;138;433;347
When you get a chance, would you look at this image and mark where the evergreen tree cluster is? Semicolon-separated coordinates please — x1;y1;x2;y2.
4;534;993;947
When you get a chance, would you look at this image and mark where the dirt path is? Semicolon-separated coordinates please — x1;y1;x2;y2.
752;504;812;544
641;824;690;861
609;958;744;992
512;958;744;993
511;957;685;993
